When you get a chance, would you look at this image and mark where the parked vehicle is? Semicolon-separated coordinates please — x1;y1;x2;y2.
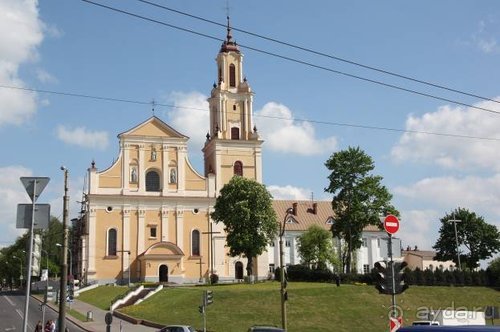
247;326;286;332
158;325;195;332
414;310;486;326
399;326;500;331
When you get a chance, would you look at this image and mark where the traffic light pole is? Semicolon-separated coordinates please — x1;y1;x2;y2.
22;179;37;332
388;234;396;319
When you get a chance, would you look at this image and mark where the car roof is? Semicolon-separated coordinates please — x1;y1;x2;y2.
398;326;500;332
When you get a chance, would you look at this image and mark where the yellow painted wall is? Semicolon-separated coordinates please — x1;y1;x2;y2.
99;158;123;188
94;209;122;280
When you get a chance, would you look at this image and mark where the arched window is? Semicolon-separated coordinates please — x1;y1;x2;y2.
229;64;236;87
233;161;243;176
231;127;240;140
108;229;117;256
146;170;161;192
192;230;200;256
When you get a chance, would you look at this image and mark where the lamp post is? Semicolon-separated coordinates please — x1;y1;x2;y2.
279;207;293;331
448;217;462;270
58;166;70;332
13;255;23;288
41;249;49;327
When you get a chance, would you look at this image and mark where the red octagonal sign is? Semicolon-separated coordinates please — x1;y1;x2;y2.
384;214;400;234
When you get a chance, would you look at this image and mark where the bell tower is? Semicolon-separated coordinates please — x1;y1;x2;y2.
203;18;263;193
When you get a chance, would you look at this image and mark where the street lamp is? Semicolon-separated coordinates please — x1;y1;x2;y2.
448;217;462;270
58;166;70;332
279;207;294;331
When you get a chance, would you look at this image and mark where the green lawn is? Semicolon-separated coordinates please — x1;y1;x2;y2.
77;285;130;310
113;282;500;332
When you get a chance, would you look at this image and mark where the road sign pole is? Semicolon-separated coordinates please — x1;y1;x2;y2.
388;233;396;319
22;179;37;332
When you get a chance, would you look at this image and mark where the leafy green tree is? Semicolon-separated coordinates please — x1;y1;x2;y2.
211;176;277;277
433;208;500;269
486;257;500;286
324;146;397;273
297;225;338;270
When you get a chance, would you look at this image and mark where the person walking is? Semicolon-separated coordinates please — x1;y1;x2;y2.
34;321;43;332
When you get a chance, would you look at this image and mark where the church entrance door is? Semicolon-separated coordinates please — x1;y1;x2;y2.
159;264;168;282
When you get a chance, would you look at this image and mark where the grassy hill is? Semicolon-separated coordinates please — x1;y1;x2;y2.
85;282;499;331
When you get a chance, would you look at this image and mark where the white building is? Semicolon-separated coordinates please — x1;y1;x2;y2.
268;200;401;275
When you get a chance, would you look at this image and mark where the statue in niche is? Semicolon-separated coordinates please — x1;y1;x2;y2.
130;167;138;183
170;168;177;184
151;147;157;161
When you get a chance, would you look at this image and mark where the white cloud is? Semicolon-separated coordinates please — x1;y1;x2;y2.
473;20;500;54
255;102;338;155
0;166;34;246
165;91;209;152
0;0;44;126
57;125;109;150
391;99;500;171
394;174;500;218
397;209;441;251
267;185;312;200
36;68;57;84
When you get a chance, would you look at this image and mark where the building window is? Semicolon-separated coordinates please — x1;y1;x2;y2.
285;239;291;247
150;226;157;238
362;238;367;247
229;64;236;87
363;264;370;274
233;104;236;111
146;170;161;191
269;264;275;273
231;127;240;140
108;229;117;256
192;230;200;256
233;161;243;176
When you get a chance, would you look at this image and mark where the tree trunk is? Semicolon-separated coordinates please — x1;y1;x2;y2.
246;256;253;276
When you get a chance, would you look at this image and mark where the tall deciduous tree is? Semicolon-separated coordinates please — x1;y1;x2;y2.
325;146;397;273
211;176;277;277
433;208;500;269
297;225;338;270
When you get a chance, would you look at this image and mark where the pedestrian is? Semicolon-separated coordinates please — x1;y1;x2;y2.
49;320;56;332
44;320;50;332
34;320;43;332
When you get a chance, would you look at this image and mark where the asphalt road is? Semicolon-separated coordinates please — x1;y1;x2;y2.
0;290;85;331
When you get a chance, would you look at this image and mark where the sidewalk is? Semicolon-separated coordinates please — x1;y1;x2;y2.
35;296;158;332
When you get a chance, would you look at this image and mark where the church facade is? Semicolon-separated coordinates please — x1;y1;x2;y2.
75;22;398;285
78;23;271;284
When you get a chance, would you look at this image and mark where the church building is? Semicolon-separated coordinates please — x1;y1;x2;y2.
78;22;271;284
75;21;399;285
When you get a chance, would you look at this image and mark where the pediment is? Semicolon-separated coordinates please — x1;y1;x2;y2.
119;116;188;139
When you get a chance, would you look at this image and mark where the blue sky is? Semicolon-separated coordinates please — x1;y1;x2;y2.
2;1;500;265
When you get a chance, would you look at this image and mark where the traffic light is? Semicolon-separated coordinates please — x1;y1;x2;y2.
204;290;213;306
373;261;393;295
393;261;409;294
198;305;204;314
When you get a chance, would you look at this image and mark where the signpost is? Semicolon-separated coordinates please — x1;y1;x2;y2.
390;316;402;332
17;177;50;332
384;214;400;235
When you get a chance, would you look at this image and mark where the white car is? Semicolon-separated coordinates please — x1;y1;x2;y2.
159;326;195;332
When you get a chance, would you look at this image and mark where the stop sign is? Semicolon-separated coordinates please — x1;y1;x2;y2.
384;214;400;234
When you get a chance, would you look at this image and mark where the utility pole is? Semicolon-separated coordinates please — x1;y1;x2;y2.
449;215;462;271
58;167;69;332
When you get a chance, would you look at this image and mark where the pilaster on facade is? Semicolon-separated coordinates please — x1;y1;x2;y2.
177;147;186;193
138;145;145;192
122;206;131;278
122;142;130;191
161;206;169;242
87;207;97;274
162;144;169;195
137;208;146;254
175;208;184;250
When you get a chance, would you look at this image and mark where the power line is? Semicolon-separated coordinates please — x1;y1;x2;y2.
80;0;500;116
135;0;500;106
2;84;500;142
